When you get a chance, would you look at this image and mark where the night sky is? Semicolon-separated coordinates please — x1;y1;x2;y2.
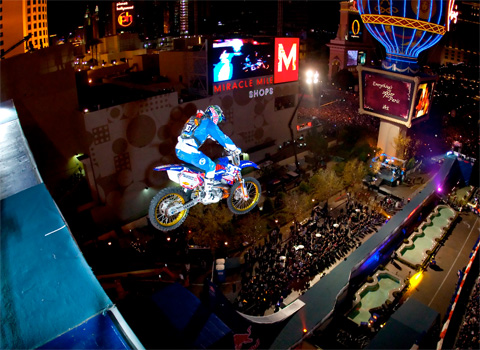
47;0;342;38
47;1;108;37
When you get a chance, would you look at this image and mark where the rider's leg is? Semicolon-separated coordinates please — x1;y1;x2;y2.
203;170;216;201
175;148;218;203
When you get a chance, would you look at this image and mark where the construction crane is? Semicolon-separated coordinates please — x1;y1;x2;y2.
1;33;33;60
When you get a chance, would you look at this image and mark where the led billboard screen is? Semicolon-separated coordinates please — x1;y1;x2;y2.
413;81;435;119
362;71;413;120
347;50;358;66
358;66;437;127
211;38;273;83
210;37;299;95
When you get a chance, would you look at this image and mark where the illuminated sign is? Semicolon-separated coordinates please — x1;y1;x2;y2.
347;50;358;66
213;76;273;94
116;2;134;11
358;51;366;65
358;66;437;127
115;2;135;30
348;13;363;42
351;20;360;35
446;0;458;31
249;87;274;99
362;71;413;120
274;37;299;84
118;12;133;27
210;37;298;94
413;81;435;119
211;38;273;83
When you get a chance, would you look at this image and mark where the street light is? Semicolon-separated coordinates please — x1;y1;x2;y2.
288;70;319;172
306;70;319;85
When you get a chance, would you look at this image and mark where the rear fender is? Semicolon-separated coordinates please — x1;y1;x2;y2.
153;164;185;172
153;164;187;184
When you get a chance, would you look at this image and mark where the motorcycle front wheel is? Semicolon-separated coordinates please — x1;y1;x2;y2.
148;187;189;231
227;177;261;215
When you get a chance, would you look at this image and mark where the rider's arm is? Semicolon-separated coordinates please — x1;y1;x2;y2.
203;118;238;150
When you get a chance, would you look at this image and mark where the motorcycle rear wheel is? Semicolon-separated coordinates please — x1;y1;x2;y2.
148;187;189;231
227;177;261;215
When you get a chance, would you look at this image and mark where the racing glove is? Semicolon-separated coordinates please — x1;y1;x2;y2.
226;144;241;155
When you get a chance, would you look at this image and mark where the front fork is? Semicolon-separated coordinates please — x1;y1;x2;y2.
237;176;249;200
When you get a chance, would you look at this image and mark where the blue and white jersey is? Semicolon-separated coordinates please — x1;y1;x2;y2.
178;116;235;150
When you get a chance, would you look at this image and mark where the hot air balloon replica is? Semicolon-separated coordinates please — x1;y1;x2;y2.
356;0;458;158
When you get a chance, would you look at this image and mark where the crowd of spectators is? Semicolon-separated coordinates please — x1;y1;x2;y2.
454;277;479;350
234;197;386;316
298;92;379;133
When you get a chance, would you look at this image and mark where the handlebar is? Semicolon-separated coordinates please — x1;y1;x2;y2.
226;148;241;166
232;153;240;166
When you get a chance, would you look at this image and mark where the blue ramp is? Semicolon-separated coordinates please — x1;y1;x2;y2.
1;100;143;349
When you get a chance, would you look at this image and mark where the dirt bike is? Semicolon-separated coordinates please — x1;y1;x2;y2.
148;152;262;231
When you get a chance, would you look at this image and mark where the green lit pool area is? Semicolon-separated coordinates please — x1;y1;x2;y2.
397;205;456;266
348;272;403;325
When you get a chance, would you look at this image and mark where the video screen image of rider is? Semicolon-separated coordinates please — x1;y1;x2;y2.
212;38;273;82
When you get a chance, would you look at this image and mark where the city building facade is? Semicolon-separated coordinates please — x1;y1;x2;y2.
1;0;49;59
327;1;378;82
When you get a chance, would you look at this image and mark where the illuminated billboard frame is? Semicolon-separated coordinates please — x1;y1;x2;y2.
412;81;436;120
274;37;299;84
209;37;300;95
347;50;358;66
348;13;364;42
115;1;135;32
358;66;437;128
211;38;273;83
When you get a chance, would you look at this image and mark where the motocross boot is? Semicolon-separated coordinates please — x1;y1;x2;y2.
202;178;219;204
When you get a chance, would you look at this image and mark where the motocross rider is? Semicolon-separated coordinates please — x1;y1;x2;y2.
175;105;241;203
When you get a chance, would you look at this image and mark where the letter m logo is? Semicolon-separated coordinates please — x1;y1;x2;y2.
274;38;299;84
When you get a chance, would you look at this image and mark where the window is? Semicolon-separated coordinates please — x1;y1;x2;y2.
28;16;30;22
33;15;36;21
27;0;30;5
34;23;36;29
34;31;37;37
28;24;31;30
275;95;295;111
34;39;37;45
27;8;30;14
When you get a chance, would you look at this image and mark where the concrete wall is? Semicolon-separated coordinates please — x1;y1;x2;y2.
0;43;85;187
